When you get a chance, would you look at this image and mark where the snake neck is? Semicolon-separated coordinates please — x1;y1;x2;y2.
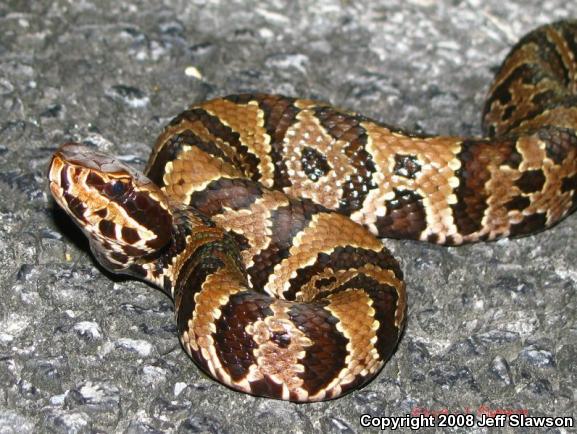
137;204;243;300
124;204;195;293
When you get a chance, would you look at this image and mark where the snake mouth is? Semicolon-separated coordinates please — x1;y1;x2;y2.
48;180;64;204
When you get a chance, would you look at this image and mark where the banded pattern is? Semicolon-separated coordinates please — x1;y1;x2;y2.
48;21;577;401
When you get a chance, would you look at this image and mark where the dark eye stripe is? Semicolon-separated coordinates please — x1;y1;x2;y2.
86;172;104;187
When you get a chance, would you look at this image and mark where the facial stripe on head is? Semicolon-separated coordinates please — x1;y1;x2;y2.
48;143;173;272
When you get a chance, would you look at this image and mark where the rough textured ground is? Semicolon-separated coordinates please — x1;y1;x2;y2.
0;0;575;433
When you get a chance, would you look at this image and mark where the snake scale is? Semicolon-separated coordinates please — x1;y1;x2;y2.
48;21;577;402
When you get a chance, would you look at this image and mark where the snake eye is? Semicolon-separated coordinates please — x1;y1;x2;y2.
106;180;128;198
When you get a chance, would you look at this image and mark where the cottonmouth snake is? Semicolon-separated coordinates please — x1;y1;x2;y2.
48;21;577;402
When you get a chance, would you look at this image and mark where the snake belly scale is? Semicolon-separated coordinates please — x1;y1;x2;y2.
48;21;577;402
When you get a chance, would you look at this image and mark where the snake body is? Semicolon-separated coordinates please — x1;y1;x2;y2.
48;21;577;402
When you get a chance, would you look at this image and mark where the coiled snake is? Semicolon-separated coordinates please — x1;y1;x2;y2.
48;21;577;402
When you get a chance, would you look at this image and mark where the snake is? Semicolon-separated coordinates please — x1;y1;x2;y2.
47;21;577;402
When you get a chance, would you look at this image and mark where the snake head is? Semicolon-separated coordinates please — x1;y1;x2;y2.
48;142;173;273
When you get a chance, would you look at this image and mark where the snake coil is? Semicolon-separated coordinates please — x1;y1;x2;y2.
48;21;577;401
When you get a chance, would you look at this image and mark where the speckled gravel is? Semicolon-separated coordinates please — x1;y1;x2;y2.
0;1;575;433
